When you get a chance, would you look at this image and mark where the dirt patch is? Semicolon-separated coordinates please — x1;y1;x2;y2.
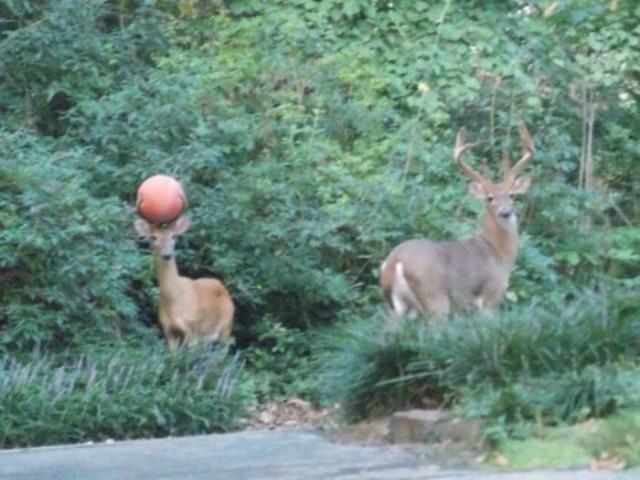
240;398;331;430
240;402;483;468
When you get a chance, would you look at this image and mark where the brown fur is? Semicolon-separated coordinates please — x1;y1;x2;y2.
135;217;234;350
380;124;535;322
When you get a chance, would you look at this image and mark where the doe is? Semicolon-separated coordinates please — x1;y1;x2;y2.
380;123;535;322
135;216;234;350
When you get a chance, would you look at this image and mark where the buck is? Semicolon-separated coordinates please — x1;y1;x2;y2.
135;216;234;350
380;123;535;321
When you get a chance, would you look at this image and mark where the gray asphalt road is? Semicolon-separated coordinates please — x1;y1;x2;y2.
0;429;637;480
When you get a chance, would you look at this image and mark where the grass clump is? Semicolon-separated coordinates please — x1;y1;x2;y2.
318;289;640;428
0;344;252;448
582;409;640;467
493;408;640;469
502;435;594;470
318;312;443;420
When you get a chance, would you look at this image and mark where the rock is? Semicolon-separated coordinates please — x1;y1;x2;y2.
437;417;483;443
329;418;390;445
389;409;442;444
388;409;482;444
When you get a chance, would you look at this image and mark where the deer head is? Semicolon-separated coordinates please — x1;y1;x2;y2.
134;217;191;261
455;123;535;232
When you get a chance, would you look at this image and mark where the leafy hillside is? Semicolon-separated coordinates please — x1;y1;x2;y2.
1;0;638;448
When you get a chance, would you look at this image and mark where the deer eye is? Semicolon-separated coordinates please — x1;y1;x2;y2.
486;195;494;202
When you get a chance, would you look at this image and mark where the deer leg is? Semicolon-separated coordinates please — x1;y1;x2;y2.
422;294;450;320
184;334;200;348
201;330;221;345
410;273;450;320
221;322;232;344
476;282;507;312
166;336;182;352
385;302;416;328
164;325;186;352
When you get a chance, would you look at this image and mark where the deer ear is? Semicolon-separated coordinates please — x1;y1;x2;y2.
174;216;191;234
467;181;486;200
511;176;531;195
134;218;151;237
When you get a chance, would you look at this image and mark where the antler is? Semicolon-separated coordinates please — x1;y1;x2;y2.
454;128;485;183
504;123;535;182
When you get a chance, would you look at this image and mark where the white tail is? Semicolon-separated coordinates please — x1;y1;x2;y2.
380;123;535;321
135;217;234;350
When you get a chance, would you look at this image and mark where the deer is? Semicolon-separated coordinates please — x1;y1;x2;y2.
380;123;535;322
134;216;234;351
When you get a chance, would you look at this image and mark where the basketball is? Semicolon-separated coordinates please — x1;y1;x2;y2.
136;174;186;224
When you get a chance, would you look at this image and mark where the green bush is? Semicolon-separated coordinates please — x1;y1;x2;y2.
0;130;150;353
319;289;640;424
0;345;252;448
0;0;639;437
243;317;319;403
3;0;637;353
411;289;640;387
318;312;441;420
0;0;168;134
463;366;640;427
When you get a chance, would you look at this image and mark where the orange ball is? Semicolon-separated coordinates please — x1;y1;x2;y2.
136;174;187;224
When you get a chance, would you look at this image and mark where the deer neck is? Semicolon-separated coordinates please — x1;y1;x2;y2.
479;209;519;262
154;255;182;301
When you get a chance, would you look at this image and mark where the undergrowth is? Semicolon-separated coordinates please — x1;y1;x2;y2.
243;317;320;403
318;289;640;427
0;344;252;448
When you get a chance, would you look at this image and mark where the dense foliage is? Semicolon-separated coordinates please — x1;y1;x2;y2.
1;0;639;446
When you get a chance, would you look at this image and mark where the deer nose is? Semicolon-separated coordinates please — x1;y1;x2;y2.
499;209;512;219
161;254;173;261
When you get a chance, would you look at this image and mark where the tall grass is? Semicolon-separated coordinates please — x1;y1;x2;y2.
318;312;441;420
0;345;252;448
318;289;640;424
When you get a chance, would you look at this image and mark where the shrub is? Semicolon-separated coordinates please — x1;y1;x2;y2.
0;0;168;135
0;345;251;448
3;1;634;353
318;289;640;425
318;312;443;420
461;366;640;428
411;289;640;387
0;130;150;353
1;0;639;418
243;317;319;403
